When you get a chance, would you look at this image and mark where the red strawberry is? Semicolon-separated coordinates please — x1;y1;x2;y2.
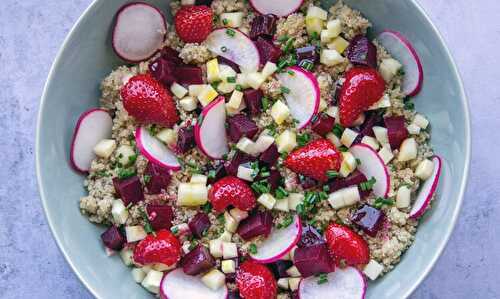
339;67;385;127
133;229;182;266
175;5;213;43
284;139;342;182
236;261;277;299
208;176;256;212
121;74;179;128
324;223;370;266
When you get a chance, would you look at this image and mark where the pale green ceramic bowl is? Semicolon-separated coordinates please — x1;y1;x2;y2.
36;0;470;298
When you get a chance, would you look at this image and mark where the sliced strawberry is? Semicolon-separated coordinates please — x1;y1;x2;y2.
175;5;213;43
284;139;342;182
339;67;385;127
121;74;179;128
324;223;370;266
208;176;256;212
236;261;277;299
133;229;182;266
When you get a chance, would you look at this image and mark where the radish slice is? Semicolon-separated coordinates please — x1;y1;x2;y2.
160;269;228;299
276;66;320;129
195;97;229;160
249;0;303;17
135;126;181;171
299;267;366;299
112;2;167;62
70;109;113;173
377;30;423;96
410;156;442;219
350;144;390;197
205;29;260;72
250;215;302;263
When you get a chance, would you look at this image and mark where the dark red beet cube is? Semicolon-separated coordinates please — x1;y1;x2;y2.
181;244;215;275
188;212;211;238
227;291;242;299
175;66;203;85
243;89;263;116
259;144;279;166
144;162;171;194
351;205;385;237
195;0;213;5
384;116;409;149
227;114;259;143
296;45;319;63
218;56;241;73
266;169;282;191
298;225;325;248
255;37;282;64
299;175;318;190
177;126;196;153
293;243;335;277
291;291;300;299
207;162;227;184
250;14;277;39
311;113;335;136
328;170;367;193
149;58;177;86
269;260;293;279
146;204;173;230
225;151;256;176
101;226;126;250
160;47;183;65
237;211;273;241
345;35;377;68
113;176;144;206
358;112;383;137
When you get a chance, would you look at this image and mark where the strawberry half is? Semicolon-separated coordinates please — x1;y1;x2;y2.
339;67;385;127
133;229;182;266
175;5;213;43
236;261;277;299
325;223;370;266
208;176;256;212
284;139;342;182
121;74;179;128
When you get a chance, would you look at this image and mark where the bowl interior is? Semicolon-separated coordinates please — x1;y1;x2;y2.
36;0;470;298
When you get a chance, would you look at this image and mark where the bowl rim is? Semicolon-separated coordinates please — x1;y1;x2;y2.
35;0;471;298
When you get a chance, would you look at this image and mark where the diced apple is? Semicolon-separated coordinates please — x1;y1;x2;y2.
415;159;434;180
306;18;324;36
277;278;289;289
171;82;188;98
306;6;327;20
218;82;236;94
141;265;152;274
289;278;301;291
221;12;244;28
325;106;339;120
115;144;136;166
224;211;239;233
327;36;349;54
379;58;402;83
236;73;250;89
222;242;238;259
226;95;247;116
274;197;290;212
141;269;163;294
373;126;389;145
93;139;116;159
180;96;198;112
398;138;418;162
407;123;421;135
227;90;244;110
286;266;302;277
152;263;174;272
181;0;195;5
328;186;361;209
125;226;147;243
368;94;391;110
396;185;411;208
254;134;275;153
237;164;255;181
120;248;134;266
326;19;342;37
340;128;359;148
271;100;291;125
262;61;278;78
378;144;394;165
361;136;380;150
189;84;206;97
132;268;146;283
221;259;236;273
320;29;336;43
207;58;221;83
257;193;277;209
276;130;297;153
236;137;257;156
320;49;344;66
198;85;219;106
340;151;357;177
209;239;224;258
190;174;208;185
111;199;129;225
218;231;233;242
326;132;342;148
247;72;266;89
288;193;304;211
201;269;226;291
319;99;328;112
363;259;384;280
156;128;177;146
413;114;429;129
177;183;208;206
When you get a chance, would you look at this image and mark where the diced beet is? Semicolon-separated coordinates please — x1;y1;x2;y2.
255;37;282;64
181;244;215;275
149;58;176;86
345;35;377;68
207;162;227;184
237;211;273;241
384;116;409;149
177;126;196;153
225;258;240;283
159;47;183;65
291;291;300;299
146;204;174;230
351;205;385;237
144;162;171;194
267;169;282;191
296;45;318;64
225;151;256;176
250;14;277;40
195;0;213;5
227;291;241;299
113;176;144;206
175;66;203;85
311;113;335;136
359;112;383;137
101;226;126;250
227;114;259;143
293;243;335;277
328;170;367;193
259;144;279;166
269;260;293;279
188;212;211;238
299;175;318;190
298;225;325;248
243;89;263;116
218;56;241;73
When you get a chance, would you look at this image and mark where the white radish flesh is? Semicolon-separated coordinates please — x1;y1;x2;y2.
299;267;366;299
249;0;303;17
410;156;442;219
160;269;228;299
350;144;390;197
194;97;229;160
135;126;181;170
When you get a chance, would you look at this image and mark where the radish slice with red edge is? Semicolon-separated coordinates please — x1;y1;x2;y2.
299;266;366;299
194;96;229;160
250;215;302;263
136;126;181;171
350;143;390;197
276;66;320;129
205;28;260;72
160;268;228;299
249;0;303;17
377;30;423;96
410;156;442;219
70;109;113;173
112;2;167;62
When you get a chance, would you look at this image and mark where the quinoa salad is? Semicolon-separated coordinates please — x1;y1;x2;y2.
70;1;442;298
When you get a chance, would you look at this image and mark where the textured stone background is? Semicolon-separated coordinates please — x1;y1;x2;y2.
0;0;498;298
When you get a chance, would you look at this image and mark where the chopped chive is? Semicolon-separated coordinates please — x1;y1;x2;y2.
235;84;243;91
326;170;339;179
227;76;236;83
275;186;289;200
373;197;395;209
297;133;311;147
317;273;328;284
281;86;291;94
207;170;217;179
143;175;151;184
262;97;270;110
360;177;377;191
332;124;344;138
249;243;258;254
277;35;289;42
226;29;236;37
117;168;136;180
222;18;229;25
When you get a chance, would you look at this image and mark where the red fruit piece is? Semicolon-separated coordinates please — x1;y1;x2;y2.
121;74;179;127
324;223;370;266
236;261;277;299
339;67;385;127
175;5;213;43
133;229;182;266
284;139;342;182
208;176;256;212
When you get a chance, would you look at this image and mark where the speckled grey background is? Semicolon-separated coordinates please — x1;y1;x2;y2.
0;0;498;298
